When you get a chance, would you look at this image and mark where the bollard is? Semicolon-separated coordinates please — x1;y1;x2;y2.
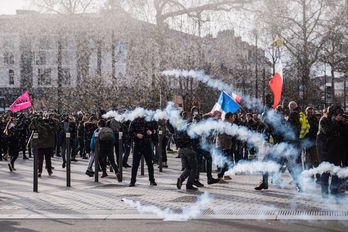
33;132;38;193
118;131;123;181
158;128;163;173
66;133;71;187
94;132;99;182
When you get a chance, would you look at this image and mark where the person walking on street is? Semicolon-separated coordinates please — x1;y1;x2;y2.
128;117;157;187
90;119;122;182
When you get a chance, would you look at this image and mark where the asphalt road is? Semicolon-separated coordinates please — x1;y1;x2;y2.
0;219;347;232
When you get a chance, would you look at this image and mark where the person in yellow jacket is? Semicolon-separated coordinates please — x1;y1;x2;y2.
299;111;310;139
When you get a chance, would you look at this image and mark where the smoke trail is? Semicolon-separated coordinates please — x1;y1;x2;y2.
103;101;296;164
122;192;212;221
103;102;189;131
302;162;348;179
225;160;281;175
103;107;156;122
162;69;299;143
162;69;263;110
104;102;299;174
199;136;282;177
189;119;298;161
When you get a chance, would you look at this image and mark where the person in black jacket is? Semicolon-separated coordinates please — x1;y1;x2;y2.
59;115;78;168
176;126;199;191
4;117;19;171
84;116;97;157
0;115;8;161
128;117;157;187
255;106;286;190
16;114;29;160
77;116;87;159
317;105;345;197
121;120;131;168
304;106;320;182
286;101;302;192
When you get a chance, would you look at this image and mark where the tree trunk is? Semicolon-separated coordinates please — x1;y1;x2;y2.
302;66;311;107
57;39;63;113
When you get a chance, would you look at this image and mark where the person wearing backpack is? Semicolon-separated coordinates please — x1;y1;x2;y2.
90;119;121;182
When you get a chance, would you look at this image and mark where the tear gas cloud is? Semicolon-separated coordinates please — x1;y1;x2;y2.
225;160;281;176
104;102;299;177
122;192;211;221
302;162;348;179
162;69;300;144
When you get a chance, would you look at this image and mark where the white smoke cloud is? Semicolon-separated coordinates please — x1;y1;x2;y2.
104;102;300;177
122;192;212;221
302;162;348;179
225;161;281;175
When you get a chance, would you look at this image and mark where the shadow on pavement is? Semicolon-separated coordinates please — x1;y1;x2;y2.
0;221;38;232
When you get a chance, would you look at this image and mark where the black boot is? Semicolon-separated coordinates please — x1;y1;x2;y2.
186;186;198;191
255;182;268;190
177;178;182;189
193;180;204;187
208;178;219;185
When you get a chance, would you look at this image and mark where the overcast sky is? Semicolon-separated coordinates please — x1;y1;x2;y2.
0;0;29;15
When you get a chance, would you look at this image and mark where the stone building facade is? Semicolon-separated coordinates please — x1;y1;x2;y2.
0;9;268;112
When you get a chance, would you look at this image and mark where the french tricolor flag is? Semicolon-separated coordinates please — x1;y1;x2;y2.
269;53;283;108
210;91;241;117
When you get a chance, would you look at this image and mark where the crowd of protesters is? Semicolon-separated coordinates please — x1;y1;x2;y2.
0;99;347;198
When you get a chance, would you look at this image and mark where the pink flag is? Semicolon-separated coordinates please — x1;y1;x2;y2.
10;91;32;112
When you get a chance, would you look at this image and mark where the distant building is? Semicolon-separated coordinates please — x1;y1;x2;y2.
0;9;268;110
311;74;347;109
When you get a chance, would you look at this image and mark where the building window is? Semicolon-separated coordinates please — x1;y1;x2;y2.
4;52;15;65
36;51;47;65
9;70;14;85
116;64;126;78
62;68;71;85
38;68;51;86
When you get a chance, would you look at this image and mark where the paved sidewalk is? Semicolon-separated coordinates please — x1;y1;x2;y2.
0;152;347;220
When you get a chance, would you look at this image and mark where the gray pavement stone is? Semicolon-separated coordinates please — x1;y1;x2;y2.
0;152;347;220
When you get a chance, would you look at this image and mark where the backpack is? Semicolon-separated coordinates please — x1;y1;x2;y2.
98;127;113;142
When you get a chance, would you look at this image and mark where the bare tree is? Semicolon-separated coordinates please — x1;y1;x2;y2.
319;3;347;104
116;0;254;107
31;0;99;14
260;0;330;106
